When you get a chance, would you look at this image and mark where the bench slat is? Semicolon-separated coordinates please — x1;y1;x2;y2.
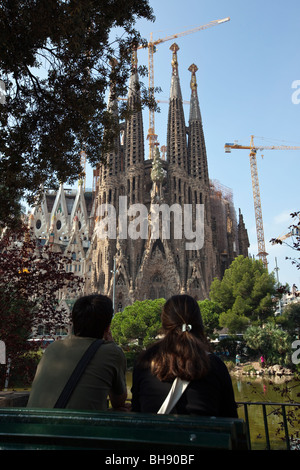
0;408;248;450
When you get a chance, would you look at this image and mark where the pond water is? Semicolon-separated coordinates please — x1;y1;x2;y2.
232;375;300;450
126;372;300;450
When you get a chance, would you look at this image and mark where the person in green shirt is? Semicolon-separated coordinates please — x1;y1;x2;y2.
27;294;128;411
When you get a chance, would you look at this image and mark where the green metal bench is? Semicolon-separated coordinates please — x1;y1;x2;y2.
0;407;248;450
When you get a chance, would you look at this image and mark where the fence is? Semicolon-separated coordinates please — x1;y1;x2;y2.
237;401;300;450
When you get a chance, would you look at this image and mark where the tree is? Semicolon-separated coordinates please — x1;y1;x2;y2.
0;1;156;228
111;299;165;350
277;302;300;338
243;323;291;366
197;299;221;339
0;225;83;388
209;255;277;333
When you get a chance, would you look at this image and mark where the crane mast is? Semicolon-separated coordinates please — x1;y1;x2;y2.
225;136;300;270
248;137;267;269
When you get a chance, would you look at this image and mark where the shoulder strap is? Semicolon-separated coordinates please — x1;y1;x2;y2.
157;378;190;414
54;339;104;409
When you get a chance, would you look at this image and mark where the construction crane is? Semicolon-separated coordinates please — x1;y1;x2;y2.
273;215;300;243
225;135;300;269
138;17;230;159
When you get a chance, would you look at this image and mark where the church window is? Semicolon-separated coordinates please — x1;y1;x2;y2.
149;287;156;300
159;287;165;298
149;273;165;299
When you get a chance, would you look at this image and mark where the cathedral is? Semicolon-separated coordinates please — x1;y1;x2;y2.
29;43;249;311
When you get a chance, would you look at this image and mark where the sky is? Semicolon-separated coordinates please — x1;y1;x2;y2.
84;0;299;289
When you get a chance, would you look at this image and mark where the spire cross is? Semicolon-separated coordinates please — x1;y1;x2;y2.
170;43;179;76
188;63;198;97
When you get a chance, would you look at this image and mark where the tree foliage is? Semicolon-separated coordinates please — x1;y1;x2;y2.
111;298;165;350
197;299;221;339
243;323;291;366
277;302;300;337
0;0;156;228
0;225;83;388
209;255;277;333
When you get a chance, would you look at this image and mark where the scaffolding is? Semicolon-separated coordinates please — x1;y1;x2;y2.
210;179;233;203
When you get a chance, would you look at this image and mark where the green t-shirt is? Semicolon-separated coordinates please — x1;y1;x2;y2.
27;335;127;410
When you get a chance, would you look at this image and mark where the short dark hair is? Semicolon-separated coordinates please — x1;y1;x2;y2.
72;294;113;339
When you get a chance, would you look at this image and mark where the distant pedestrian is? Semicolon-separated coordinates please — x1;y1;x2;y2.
260;355;265;368
235;354;241;366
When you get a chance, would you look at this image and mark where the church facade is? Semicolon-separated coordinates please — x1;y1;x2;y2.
29;43;249;310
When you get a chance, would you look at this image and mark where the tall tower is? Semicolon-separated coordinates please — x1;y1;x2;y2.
91;51;147;308
121;50;146;298
167;44;188;172
187;63;209;185
91;73;121;296
123;49;145;172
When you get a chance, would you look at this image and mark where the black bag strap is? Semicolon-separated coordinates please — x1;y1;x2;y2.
54;339;104;409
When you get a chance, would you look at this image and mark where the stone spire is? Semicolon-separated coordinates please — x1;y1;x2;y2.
100;58;120;180
187;63;209;184
169;43;182;99
167;43;188;170
188;63;201;122
123;47;145;168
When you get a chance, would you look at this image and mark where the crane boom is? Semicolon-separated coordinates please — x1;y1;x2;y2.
138;18;230;49
225;135;300;270
225;143;300;152
138;17;230;158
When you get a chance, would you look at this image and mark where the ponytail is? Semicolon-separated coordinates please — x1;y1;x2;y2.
148;295;211;381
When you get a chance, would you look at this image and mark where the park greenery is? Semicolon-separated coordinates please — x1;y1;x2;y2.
111;255;300;370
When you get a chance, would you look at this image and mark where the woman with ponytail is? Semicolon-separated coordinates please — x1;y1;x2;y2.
131;295;237;417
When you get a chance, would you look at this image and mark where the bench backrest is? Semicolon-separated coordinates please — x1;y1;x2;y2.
0;407;248;450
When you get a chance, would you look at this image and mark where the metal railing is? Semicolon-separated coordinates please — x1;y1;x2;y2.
237;401;300;450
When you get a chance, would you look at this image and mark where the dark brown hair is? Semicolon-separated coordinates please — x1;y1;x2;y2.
140;295;211;382
72;294;113;339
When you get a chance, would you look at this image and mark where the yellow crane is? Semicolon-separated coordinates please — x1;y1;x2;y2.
225;136;300;269
138;17;230;158
273;216;300;243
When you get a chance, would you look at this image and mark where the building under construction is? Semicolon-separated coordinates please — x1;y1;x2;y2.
29;43;249;309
